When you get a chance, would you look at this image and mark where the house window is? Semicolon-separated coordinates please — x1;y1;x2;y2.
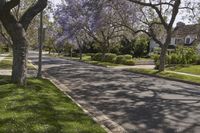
185;37;191;44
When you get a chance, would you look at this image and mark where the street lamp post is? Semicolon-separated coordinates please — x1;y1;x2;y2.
37;11;44;78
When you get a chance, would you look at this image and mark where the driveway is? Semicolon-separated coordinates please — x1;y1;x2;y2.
29;51;200;133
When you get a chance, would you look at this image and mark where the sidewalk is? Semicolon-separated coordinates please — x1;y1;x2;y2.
167;71;200;78
0;53;8;61
112;65;155;70
0;54;11;76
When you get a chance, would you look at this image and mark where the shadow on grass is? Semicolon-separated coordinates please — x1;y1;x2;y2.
0;76;106;133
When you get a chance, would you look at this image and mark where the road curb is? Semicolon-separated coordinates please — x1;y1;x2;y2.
124;70;200;86
42;72;127;133
30;56;128;133
58;57;200;87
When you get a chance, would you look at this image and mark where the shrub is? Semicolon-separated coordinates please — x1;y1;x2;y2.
196;56;200;65
91;53;103;61
124;54;132;60
169;53;179;64
167;46;199;65
123;60;135;65
102;53;117;63
91;53;117;63
116;55;126;64
155;61;160;70
85;53;95;57
151;54;160;64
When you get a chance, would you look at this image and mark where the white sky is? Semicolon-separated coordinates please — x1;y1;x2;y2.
50;0;62;5
49;0;196;25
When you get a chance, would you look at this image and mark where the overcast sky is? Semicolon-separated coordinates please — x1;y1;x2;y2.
49;0;195;25
50;0;62;5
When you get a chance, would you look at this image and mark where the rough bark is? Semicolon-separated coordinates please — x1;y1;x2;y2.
159;45;167;71
1;12;27;85
12;26;28;85
159;31;172;71
0;0;47;86
37;11;43;78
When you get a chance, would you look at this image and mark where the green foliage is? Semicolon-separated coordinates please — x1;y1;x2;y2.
116;54;133;64
103;53;117;63
123;60;135;65
166;65;200;75
151;54;160;64
119;38;134;55
91;53;103;61
167;46;199;65
119;36;149;58
0;76;106;133
124;54;133;60
116;55;126;64
128;68;200;84
196;56;200;65
92;53;117;63
133;37;149;57
91;53;135;65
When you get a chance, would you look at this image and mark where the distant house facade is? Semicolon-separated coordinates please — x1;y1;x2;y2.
149;22;200;52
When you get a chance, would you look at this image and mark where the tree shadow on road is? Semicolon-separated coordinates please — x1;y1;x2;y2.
45;62;200;133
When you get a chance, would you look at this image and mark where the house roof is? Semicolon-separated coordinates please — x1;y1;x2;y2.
173;23;200;37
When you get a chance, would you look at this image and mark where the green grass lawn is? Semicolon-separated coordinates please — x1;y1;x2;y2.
129;68;200;84
0;57;35;70
166;65;200;75
0;76;106;133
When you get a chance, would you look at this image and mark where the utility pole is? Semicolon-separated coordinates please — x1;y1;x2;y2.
37;11;43;78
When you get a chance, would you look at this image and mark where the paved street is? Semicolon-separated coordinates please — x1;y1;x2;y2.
29;51;200;133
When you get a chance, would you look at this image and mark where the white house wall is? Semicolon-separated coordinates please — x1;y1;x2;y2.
150;38;176;52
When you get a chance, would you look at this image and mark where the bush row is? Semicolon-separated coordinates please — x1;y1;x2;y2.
152;46;200;66
91;53;135;65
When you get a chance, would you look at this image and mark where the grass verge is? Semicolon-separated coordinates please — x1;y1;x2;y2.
128;68;200;84
166;65;200;75
0;76;106;133
50;54;124;67
0;56;35;70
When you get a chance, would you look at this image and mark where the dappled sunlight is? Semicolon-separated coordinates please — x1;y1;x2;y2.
32;55;200;133
0;76;106;133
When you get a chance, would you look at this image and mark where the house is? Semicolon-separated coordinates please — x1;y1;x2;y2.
149;22;200;52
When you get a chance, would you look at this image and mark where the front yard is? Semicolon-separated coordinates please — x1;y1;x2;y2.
129;68;200;84
0;55;106;133
166;65;200;75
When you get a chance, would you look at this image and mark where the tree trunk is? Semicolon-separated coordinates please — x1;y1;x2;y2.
79;48;82;60
159;33;171;72
159;45;167;71
11;24;28;86
37;11;43;78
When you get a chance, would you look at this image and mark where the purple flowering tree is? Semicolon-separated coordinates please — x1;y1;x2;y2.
55;0;130;56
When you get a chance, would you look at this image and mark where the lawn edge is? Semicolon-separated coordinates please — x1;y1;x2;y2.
30;60;127;133
42;72;127;133
125;69;200;86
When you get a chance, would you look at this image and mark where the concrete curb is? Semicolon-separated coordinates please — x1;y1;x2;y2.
125;70;200;86
57;57;200;87
30;60;127;133
43;72;127;133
